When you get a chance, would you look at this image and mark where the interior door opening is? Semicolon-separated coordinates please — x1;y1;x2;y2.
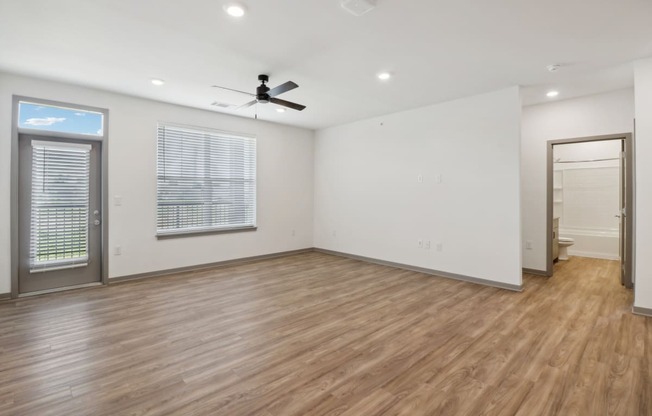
546;134;634;290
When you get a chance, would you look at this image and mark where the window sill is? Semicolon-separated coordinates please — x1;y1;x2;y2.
156;226;257;239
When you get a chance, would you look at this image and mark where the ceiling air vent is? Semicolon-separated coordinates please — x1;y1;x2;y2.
340;0;376;16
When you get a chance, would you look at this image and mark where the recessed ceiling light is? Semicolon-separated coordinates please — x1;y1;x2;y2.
546;90;559;98
224;3;246;17
276;108;286;113
377;72;391;80
151;78;165;86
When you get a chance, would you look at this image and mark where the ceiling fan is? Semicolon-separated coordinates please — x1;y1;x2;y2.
212;74;306;111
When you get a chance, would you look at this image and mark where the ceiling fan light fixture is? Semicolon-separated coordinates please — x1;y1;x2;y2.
377;72;391;80
151;78;165;86
546;90;559;98
223;3;246;17
276;108;286;113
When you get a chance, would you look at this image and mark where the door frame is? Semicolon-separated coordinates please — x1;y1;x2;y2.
546;133;634;287
10;95;109;298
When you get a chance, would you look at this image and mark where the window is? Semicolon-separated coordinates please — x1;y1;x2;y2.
30;141;91;271
156;123;256;236
18;101;104;136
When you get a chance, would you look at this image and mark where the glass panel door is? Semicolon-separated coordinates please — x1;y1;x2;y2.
18;135;102;293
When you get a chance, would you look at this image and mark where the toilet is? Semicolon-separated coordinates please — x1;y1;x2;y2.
558;237;575;261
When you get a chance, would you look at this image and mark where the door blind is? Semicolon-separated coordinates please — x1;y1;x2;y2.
30;141;91;272
157;124;256;235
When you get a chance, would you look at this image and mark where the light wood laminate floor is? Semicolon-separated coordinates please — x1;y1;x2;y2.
0;252;649;415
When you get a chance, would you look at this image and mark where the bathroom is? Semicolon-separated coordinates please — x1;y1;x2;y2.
552;140;622;263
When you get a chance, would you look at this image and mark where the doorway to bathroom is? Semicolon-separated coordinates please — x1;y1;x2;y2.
546;134;634;288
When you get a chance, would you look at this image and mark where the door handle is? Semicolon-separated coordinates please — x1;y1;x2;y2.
615;214;621;218
93;219;101;226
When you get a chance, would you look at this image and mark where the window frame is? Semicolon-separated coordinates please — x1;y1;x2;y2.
17;100;105;137
155;122;257;239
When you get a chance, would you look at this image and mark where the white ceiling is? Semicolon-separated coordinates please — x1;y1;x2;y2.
1;0;651;130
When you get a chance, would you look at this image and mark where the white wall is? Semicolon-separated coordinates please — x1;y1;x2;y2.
0;73;315;293
313;87;523;287
634;59;652;310
521;89;634;271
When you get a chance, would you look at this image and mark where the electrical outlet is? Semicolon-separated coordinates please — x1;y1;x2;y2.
114;245;122;255
425;240;431;250
525;240;533;250
417;174;423;183
435;174;442;184
418;239;423;248
436;242;443;252
114;195;123;206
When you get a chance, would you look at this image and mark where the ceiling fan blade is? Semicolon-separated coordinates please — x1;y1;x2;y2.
270;97;306;111
268;81;298;97
211;85;255;97
237;100;257;110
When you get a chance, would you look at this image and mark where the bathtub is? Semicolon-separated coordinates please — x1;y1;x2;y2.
560;228;620;260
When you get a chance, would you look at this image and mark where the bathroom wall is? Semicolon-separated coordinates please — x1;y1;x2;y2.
553;141;621;260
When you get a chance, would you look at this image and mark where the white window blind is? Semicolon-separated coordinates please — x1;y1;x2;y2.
157;124;256;235
30;141;91;272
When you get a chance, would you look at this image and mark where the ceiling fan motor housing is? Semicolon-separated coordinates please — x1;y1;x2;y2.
257;74;270;103
256;86;270;103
